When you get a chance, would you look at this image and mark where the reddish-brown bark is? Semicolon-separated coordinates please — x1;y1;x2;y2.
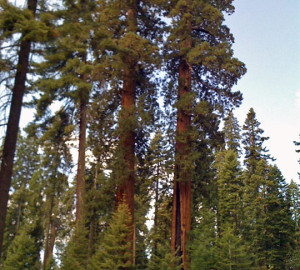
47;221;56;264
115;1;137;264
0;0;37;258
116;66;136;264
171;40;192;269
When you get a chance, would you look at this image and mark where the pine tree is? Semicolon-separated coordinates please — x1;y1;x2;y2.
242;108;272;173
34;110;80;269
216;150;243;234
145;130;173;254
0;0;38;257
89;203;134;270
3;224;41;270
223;111;241;154
262;165;294;269
191;206;217;270
288;180;300;242
147;240;182;270
1;132;44;268
242;158;268;267
1;133;40;260
287;137;300;268
215;224;251;270
35;0;99;233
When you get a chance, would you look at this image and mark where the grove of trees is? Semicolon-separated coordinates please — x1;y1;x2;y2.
0;0;299;269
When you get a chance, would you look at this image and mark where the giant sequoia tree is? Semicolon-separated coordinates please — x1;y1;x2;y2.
164;0;246;267
1;0;298;269
107;0;159;263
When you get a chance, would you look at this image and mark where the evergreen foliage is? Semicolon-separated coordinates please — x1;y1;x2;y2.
3;225;41;270
215;224;251;270
223;111;241;153
242;108;273;172
191;207;217;270
216;150;243;234
89;203;134;270
0;0;298;269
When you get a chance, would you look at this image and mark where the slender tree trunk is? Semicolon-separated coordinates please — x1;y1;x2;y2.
153;163;159;255
43;194;54;270
88;165;98;260
171;28;192;269
76;96;87;223
0;0;37;258
43;218;56;270
115;1;137;265
16;196;23;233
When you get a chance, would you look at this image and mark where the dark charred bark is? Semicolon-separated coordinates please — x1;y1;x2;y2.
115;1;137;265
0;0;37;258
171;35;192;269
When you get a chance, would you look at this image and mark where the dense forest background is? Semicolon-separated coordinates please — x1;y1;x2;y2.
0;0;300;269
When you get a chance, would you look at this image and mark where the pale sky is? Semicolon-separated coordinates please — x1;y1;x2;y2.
226;0;300;182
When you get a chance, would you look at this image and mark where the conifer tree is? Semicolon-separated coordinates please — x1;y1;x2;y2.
0;0;38;257
96;0;160;263
3;224;42;270
163;1;246;267
223;111;241;154
288;180;300;241
89;203;134;270
86;94;119;260
1;133;40;260
215;224;251;270
147;240;182;270
35;110;79;269
1;132;45;268
191;206;217;270
242;108;272;173
35;0;97;230
242;158;268;266
262;165;294;269
145;130;173;255
216;150;243;234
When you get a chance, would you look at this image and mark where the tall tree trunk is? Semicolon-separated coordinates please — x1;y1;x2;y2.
115;1;137;265
0;0;37;258
43;218;56;270
42;194;54;270
88;164;98;260
153;163;159;255
171;34;192;269
76;96;87;224
116;66;136;264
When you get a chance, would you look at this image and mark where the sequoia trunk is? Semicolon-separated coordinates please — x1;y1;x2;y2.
115;1;137;264
171;43;192;269
116;66;136;263
0;0;37;258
